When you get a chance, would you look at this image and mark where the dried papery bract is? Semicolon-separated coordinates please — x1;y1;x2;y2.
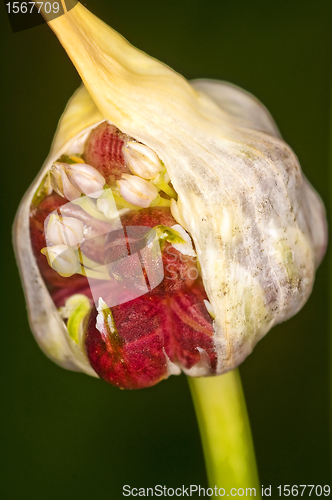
13;3;327;379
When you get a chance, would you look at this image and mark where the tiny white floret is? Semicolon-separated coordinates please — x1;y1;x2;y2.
47;214;84;247
123;141;163;179
171;224;196;257
117;174;158;208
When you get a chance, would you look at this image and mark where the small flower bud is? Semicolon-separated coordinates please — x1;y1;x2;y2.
117;174;158;208
41;245;81;277
59;294;91;346
50;162;105;201
170;224;196;257
50;162;81;201
123;141;164;179
203;300;216;319
46;214;84;247
66;163;105;197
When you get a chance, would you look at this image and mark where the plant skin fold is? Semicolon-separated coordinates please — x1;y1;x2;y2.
188;371;261;497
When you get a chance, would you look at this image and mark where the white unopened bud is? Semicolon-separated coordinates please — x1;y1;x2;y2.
66;163;105;197
41;245;81;277
123;142;164;179
170;224;196;257
47;214;84;247
117;174;158;208
203;300;216;319
50;162;105;201
50;163;81;201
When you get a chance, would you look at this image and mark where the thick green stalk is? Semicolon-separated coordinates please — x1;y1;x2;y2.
188;370;261;497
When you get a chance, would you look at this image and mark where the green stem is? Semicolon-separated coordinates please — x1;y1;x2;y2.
154;178;177;198
151;172;177;199
150;194;171;207
188;370;261;498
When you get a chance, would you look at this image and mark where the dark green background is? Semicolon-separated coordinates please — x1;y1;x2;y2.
1;1;331;498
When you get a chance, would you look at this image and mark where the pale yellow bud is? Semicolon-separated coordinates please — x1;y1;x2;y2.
117;174;158;208
41;245;81;277
170;224;196;257
123;141;163;180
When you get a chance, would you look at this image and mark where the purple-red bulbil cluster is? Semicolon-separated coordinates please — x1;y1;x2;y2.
29;122;216;389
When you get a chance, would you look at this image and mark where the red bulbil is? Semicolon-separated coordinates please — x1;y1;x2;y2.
85;281;216;390
119;207;176;228
104;207;198;295
83;122;130;185
86;295;169;389
167;284;217;371
84;206;217;389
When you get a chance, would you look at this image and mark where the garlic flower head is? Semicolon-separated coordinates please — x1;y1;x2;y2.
12;3;327;383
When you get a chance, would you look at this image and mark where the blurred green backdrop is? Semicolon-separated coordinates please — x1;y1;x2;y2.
0;0;331;498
